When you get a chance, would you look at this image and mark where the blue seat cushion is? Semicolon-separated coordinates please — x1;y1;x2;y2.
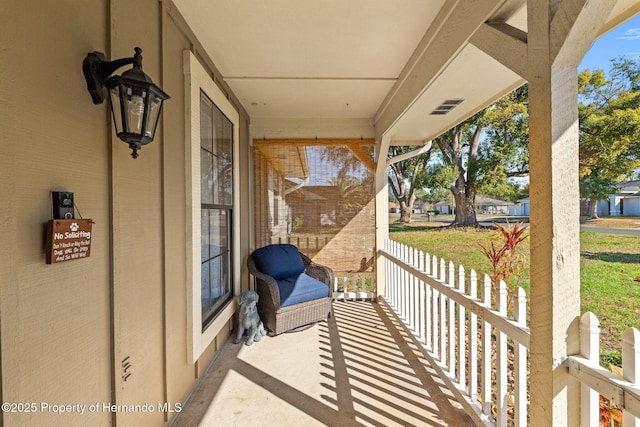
252;244;305;280
276;273;329;307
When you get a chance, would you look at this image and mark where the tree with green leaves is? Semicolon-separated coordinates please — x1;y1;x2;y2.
433;118;485;227
423;85;529;227
387;146;432;222
476;85;529;201
578;59;640;218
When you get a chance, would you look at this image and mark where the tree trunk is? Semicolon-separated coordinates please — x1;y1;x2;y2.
588;198;599;219
398;199;412;223
453;191;478;227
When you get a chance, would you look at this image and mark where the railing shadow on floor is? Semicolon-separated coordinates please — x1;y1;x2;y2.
171;300;476;427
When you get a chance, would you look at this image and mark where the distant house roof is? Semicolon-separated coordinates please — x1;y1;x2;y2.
617;180;640;194
433;196;515;206
285;181;328;201
475;196;514;206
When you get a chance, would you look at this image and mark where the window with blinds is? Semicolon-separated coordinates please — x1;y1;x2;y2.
200;91;233;328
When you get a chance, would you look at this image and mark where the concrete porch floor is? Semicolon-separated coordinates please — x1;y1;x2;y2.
171;301;476;426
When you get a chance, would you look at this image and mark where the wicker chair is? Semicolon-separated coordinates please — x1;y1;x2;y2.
247;244;333;335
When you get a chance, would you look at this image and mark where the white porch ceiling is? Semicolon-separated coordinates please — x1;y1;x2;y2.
172;0;640;143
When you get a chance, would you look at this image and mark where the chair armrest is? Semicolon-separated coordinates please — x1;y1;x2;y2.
300;252;334;296
247;255;281;309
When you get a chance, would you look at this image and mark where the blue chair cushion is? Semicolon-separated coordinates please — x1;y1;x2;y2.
276;273;329;307
252;244;306;280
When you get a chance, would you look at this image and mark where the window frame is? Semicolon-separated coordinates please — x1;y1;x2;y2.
184;51;240;363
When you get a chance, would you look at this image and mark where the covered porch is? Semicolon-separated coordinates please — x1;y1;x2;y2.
3;1;640;426
172;300;475;427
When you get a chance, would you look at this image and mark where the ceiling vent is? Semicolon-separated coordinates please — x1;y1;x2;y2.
430;98;464;115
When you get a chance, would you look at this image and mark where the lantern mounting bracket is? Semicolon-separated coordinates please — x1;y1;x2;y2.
83;49;144;104
81;47;170;159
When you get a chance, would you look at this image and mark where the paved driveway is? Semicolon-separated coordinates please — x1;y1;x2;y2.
580;226;640;236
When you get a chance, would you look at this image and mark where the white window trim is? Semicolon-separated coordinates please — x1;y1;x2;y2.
184;51;240;364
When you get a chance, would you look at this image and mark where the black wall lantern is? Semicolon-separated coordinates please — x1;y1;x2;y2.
83;47;170;159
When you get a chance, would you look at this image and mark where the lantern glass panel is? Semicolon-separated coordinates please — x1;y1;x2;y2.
144;93;163;138
108;85;123;133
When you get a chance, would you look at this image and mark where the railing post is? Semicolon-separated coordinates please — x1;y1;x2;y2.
579;312;600;427
514;287;527;427
623;327;640;427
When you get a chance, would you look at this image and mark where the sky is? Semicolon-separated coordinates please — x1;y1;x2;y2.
506;14;640;186
579;13;640;71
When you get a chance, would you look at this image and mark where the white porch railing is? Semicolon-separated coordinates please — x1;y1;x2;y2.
381;239;640;426
333;271;376;301
567;312;640;426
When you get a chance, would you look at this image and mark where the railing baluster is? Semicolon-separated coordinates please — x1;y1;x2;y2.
496;279;508;427
514;286;527;427
439;258;447;364
482;274;492;418
432;255;439;358
424;252;432;350
448;261;456;375
419;251;426;344
469;269;478;401
623;327;640;426
580;312;600;427
403;244;410;321
353;273;357;299
414;248;420;332
458;265;466;389
387;240;393;307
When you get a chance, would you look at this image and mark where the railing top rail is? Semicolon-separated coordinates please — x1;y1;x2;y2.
567;355;640;418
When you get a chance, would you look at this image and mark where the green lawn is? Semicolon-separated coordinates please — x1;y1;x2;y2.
389;223;640;353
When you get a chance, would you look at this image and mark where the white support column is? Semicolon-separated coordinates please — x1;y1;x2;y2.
527;3;580;426
528;63;582;426
375;134;391;299
527;0;617;423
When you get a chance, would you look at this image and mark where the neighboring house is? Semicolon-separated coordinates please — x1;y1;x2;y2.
583;180;640;217
434;201;452;215
509;197;531;216
286;186;336;229
608;180;640;216
434;196;515;215
475;195;514;215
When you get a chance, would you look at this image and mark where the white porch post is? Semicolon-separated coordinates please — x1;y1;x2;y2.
528;65;581;427
375;134;391;299
527;1;615;425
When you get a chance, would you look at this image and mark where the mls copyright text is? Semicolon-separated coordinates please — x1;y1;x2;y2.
1;402;182;415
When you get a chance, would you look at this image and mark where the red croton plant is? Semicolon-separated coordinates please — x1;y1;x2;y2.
480;221;528;310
